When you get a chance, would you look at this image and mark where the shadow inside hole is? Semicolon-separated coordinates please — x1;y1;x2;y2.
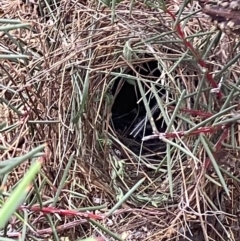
111;59;167;161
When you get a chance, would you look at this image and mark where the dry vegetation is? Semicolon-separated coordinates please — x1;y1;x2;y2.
1;0;240;240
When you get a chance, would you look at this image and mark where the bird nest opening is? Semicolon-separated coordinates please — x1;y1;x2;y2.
111;57;168;163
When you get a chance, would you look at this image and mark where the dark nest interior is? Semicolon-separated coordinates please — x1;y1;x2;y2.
111;57;168;161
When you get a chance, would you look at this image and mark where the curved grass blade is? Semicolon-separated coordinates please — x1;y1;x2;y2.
0;157;42;228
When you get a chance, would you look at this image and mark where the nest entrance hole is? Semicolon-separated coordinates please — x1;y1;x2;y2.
111;59;167;159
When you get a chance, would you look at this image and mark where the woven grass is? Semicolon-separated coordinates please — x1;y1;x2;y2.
1;0;240;240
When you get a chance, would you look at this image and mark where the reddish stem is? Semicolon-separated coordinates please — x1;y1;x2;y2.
165;9;222;99
19;205;104;220
164;124;227;138
169;106;213;118
214;128;229;151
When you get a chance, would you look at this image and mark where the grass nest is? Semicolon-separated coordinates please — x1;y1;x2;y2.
1;0;240;240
